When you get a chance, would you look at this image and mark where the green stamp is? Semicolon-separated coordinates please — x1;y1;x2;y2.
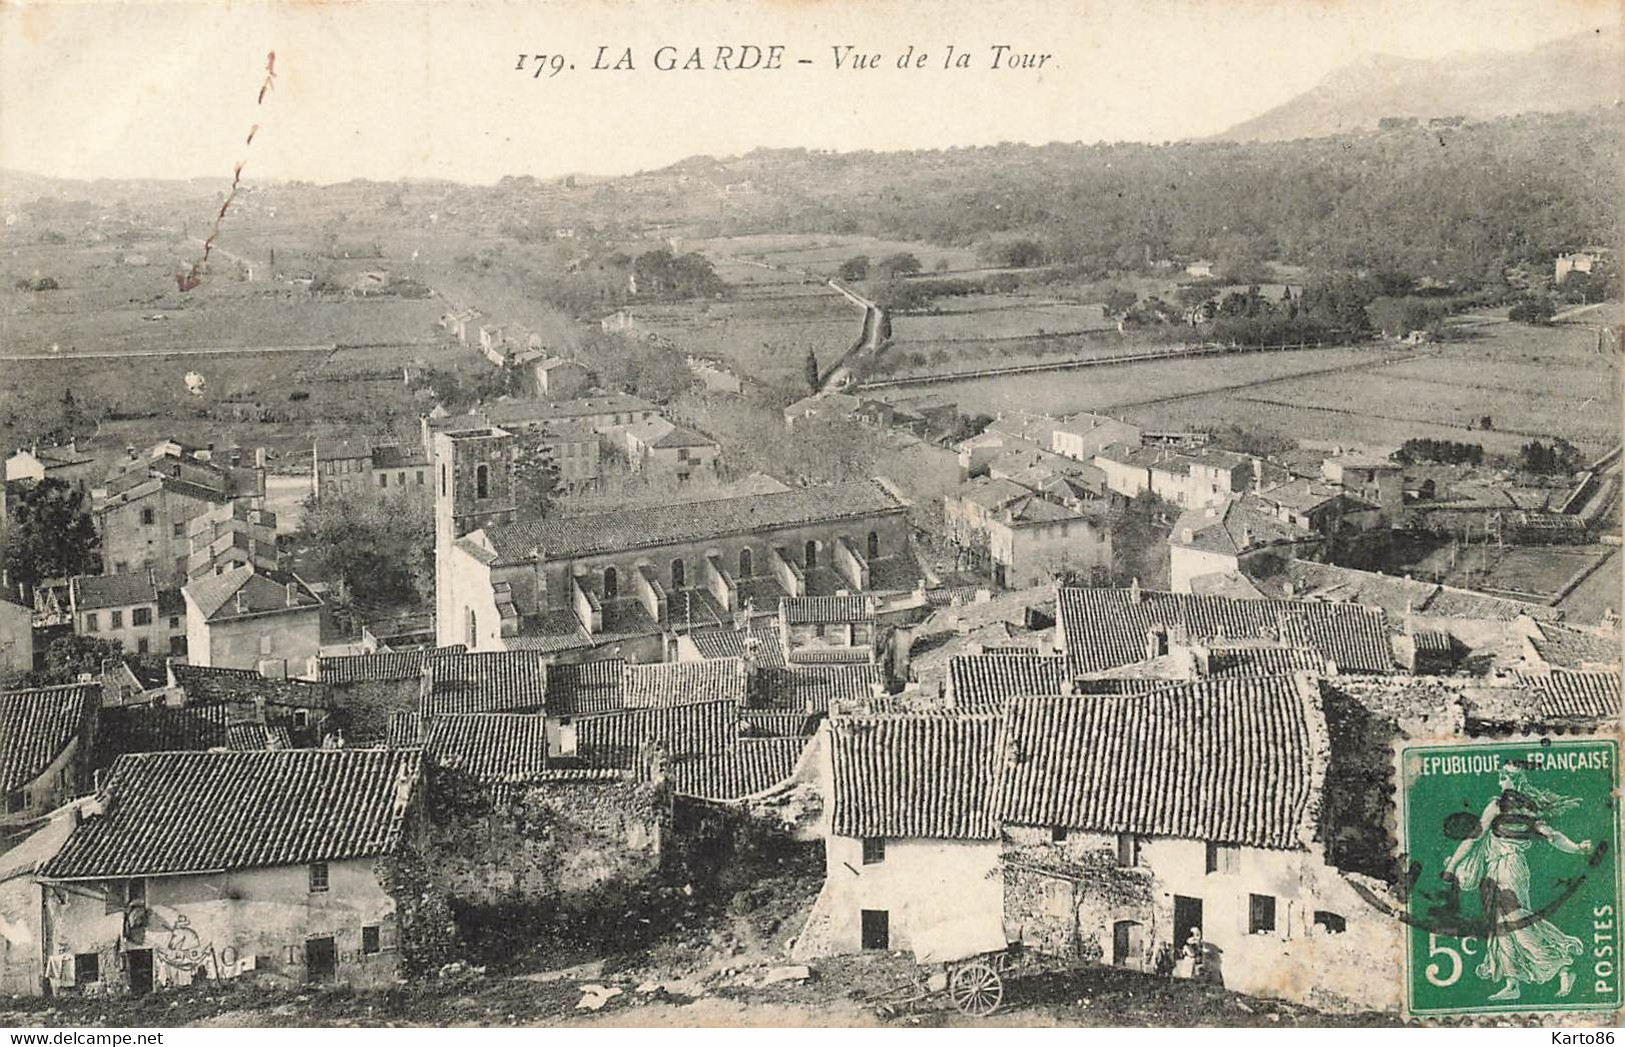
1399;737;1621;1016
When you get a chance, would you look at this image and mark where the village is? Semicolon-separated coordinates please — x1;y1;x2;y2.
1;9;1622;1028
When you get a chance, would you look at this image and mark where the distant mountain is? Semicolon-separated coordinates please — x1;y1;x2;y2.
1215;27;1622;142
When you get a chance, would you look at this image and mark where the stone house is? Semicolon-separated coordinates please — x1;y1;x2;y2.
527;355;593;400
483;394;660;444
622;417;721;484
311;438;431;504
181;566;323;673
94;443;266;587
1319;452;1404;519
0;798;95;994
945;477;1112;590
68;571;183;659
1092;444;1255;511
1167;497;1323;595
34;749;423;996
778;596;878;665
1050;414;1142;464
5;443;98;491
0;683;98;838
0;594;33;678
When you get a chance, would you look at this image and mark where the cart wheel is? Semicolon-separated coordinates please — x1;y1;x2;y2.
950;961;1003;1017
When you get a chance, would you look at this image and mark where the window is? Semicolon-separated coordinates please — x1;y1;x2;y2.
476;463;490;499
861;838;886;865
362;925;381;954
309;863;330;892
804;540;818;568
1050;826;1068;843
74;953;100;984
440;464;447;496
84;612;99;633
1313;910;1346;935
170;635;186;656
671;558;686;589
110;610;124;629
1205;842;1240;875
416;470;425;485
398;471;406;485
137;638;150;655
293;709;310;728
738;548;752;578
1115;833;1140;868
132;607;153;626
1249;893;1277;935
603;566;618;598
125;879;146;906
169;616;180;629
173;522;186;538
867;531;880;559
140;507;155;526
677;448;689;462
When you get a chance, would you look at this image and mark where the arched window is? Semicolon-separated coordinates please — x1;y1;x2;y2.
671;558;686;589
804;540;818;568
475;463;489;500
603;566;619;599
738;548;753;578
867;531;880;559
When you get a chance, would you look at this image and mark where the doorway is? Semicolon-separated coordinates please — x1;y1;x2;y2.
860;909;890;951
305;936;338;983
1173;895;1203;947
1112;920;1143;968
126;948;154;995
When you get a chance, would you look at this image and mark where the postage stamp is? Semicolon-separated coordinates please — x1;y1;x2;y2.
1398;736;1622;1016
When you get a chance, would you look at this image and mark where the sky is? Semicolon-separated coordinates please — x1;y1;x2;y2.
0;0;1614;185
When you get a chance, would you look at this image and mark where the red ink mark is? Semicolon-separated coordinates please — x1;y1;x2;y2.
177;51;277;293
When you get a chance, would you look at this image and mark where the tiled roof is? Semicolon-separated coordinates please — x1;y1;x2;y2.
687;625;787;667
1529;624;1621;670
997;678;1324;850
413;713;551;783
319;646;468;684
573;700;738;769
183;567;321;622
787;647;875;665
71;572;158;611
829;715;1003;840
1515;671;1621;722
225;723;292;751
481;480;904;564
755;665;882;713
1171;497;1315;556
740;711;820;737
1056;587;1393;676
422;651;548;714
667;737;809;801
624;659;746;707
171;664;329;707
0;684;95;794
545;659;626;715
95;702;229;764
947;654;1066;710
484;394;655;426
40;749;422;879
781;595;875;625
1207;645;1326;677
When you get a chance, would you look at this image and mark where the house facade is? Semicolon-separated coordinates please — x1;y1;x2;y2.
622;418;721;483
311;438;431;503
181;566;323;672
34;749;422;995
68;571;185;659
0;683;98;836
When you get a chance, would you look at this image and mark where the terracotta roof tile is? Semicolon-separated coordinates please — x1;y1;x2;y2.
410;713;551;782
545;659;626;715
781;595;876;625
421;651;548;714
668;737;809;801
829;714;1003;840
624;659;746;707
947;654;1066;710
1515;670;1621;722
0;684;95;794
573;700;738;769
997;678;1324;850
40;749;422;878
755;665;882;713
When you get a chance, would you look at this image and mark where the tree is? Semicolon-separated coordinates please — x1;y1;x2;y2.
296;491;434;610
514;438;561;518
836;255;869;282
872;252;922;280
3;478;100;594
1103;288;1139;316
21;634;126;688
1508;297;1556;325
805;348;821;392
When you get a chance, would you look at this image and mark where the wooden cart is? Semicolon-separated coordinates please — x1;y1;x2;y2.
871;920;1023;1019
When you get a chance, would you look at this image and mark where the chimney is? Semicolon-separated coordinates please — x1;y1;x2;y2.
286;581;299;608
234;590;247;615
1129;577;1142;605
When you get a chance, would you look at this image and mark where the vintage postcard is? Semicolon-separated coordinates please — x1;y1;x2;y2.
0;0;1620;1032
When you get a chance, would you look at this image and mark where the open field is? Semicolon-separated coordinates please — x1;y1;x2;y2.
633;288;860;390
892;295;1113;342
1408;542;1613;602
1127;312;1621;456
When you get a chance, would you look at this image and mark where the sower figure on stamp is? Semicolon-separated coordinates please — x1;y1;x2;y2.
1441;764;1592;1002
